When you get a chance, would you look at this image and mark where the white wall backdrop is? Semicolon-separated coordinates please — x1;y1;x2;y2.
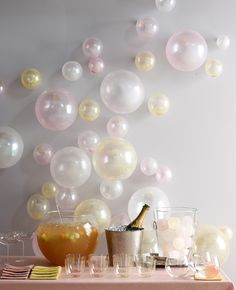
0;0;235;282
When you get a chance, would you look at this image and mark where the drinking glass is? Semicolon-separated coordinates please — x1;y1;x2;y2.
113;254;134;278
65;254;85;277
165;255;190;278
193;252;220;279
88;255;108;277
135;254;156;277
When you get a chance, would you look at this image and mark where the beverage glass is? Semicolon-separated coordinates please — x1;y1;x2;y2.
165;255;190;278
193;252;220;279
88;255;108;277
113;254;134;278
135;254;156;277
65;254;85;277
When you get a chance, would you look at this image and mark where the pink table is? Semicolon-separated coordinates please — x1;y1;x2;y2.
0;257;234;290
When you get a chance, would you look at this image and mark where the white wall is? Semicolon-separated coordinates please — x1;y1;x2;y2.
0;0;235;282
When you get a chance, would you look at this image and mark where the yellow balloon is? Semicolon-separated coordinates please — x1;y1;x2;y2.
92;137;137;180
148;93;170;116
74;198;111;233
219;225;233;241
194;224;230;265
135;51;156;72
21;68;42;89
205;59;223;77
79;99;100;121
27;193;50;220
41;182;59;199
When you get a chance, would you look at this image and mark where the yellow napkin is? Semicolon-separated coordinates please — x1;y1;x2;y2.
194;273;222;281
29;266;62;280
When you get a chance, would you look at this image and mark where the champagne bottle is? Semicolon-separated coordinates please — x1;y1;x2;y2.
125;204;150;231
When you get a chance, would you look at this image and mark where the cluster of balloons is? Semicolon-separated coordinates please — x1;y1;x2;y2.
194;224;233;265
82;37;105;74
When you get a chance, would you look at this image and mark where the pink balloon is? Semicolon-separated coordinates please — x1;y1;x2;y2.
31;232;43;257
156;166;172;184
88;57;104;74
35;89;77;131
107;116;129;138
166;30;208;71
33;143;54;165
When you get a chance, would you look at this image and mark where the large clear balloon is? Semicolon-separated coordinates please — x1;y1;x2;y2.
50;147;91;188
100;70;145;114
77;130;100;154
56;187;80;210
107;116;129;138
0;126;24;168
128;186;170;229
194;224;230;265
27;193;50;220
92;137;137;180
166;30;208;72
74;199;111;233
35;89;77;131
100;180;123;200
33;143;54;165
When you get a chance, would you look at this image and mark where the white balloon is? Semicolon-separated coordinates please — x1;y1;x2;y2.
100;70;145;114
216;35;230;50
56;188;80;210
140;157;158;176
107;116;129;138
62;61;83;81
136;16;159;38
0;126;24;168
100;180;123;200
155;0;176;12
77;130;100;154
128;186;170;229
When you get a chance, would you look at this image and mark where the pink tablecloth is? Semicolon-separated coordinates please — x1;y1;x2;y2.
0;257;234;290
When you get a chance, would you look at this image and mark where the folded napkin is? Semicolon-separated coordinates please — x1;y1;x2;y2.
29;266;62;280
194;273;222;281
0;264;34;280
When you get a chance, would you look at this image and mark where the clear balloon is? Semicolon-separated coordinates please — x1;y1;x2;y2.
82;37;103;58
148;93;170;116
135;51;156;72
50;146;91;188
33;143;54;165
88;57;105;74
21;68;42;89
74;199;111;233
41;182;58;199
194;224;230;265
107;116;129;138
156;166;172;184
35;89;77;131
128;186;170;229
31;232;44;257
219;226;233;241
155;0;176;12
100;180;123;200
62;61;83;81
205;59;223;77
166;30;208;71
0;126;24;168
92;137;137;180
100;70;145;114
140;157;158;176
78;99;100;122
56;187;80;210
136;16;159;38
216;35;230;50
77;130;100;154
0;81;6;96
27;193;50;220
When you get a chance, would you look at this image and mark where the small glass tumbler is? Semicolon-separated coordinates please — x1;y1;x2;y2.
88;255;108;278
135;254;156;278
113;254;134;278
165;255;190;278
65;254;85;277
193;252;220;279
